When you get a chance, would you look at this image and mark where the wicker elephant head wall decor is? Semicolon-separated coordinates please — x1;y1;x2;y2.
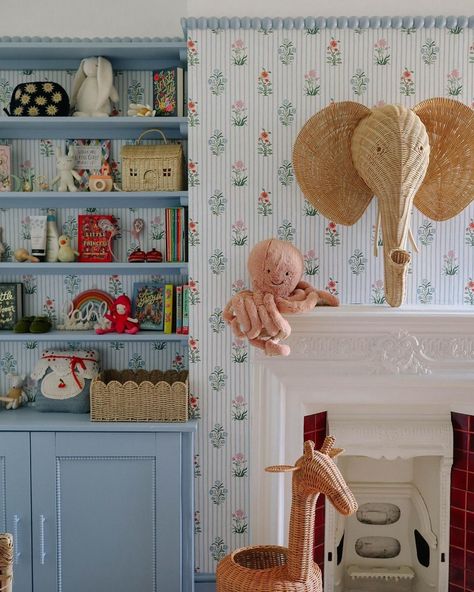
293;98;474;307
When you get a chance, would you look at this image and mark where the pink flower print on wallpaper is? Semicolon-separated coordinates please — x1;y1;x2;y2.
464;279;474;305
172;352;186;372
188;99;199;127
326;38;342;65
43;297;56;324
257;68;272;95
371;280;386;304
447;69;463;96
188;159;200;187
400;68;415;96
325;221;341;246
231;279;247;295
373;38;391;65
304;69;320;96
257;129;272;156
231;160;248;186
231;39;248;65
188;336;201;363
189;394;200;420
231;100;248;126
187;38;199;66
466;219;474;246
232;339;248;363
442;250;459;276
325;277;339;296
231;395;248;421
257;189;272;216
304;249;320;276
188;278;200;305
188;219;200;246
232;509;248;534
232;453;248;477
231;220;248;246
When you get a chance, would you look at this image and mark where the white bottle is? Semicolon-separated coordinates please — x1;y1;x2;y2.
46;208;60;262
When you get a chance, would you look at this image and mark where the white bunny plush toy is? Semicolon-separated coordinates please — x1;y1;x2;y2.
52;146;81;192
71;56;119;116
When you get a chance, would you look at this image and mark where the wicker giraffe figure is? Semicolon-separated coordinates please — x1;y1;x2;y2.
217;437;357;592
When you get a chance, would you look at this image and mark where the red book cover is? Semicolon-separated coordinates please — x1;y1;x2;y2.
78;214;117;262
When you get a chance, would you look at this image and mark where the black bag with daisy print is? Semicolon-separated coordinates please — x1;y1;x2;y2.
4;81;70;116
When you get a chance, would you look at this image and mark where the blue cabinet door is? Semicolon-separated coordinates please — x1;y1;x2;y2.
31;431;187;592
0;432;32;592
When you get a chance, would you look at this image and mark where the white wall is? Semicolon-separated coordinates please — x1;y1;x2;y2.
1;0;472;40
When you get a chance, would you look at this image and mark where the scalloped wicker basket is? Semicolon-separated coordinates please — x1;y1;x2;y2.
90;369;188;422
0;534;13;592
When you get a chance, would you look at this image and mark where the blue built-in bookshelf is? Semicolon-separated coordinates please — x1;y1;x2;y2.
0;37;188;346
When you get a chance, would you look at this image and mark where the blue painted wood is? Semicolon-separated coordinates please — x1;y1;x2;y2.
0;191;188;209
0;330;188;343
0;408;198;432
0;40;186;69
0;262;188;275
0;432;32;592
0;117;188;140
195;575;216;592
29;430;193;592
181;431;195;592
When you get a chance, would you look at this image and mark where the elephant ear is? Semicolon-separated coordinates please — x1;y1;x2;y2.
413;98;474;221
293;101;374;225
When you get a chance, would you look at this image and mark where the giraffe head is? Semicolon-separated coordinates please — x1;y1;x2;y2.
266;437;358;516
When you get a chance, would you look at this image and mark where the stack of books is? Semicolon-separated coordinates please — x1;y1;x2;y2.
165;207;187;263
132;282;189;334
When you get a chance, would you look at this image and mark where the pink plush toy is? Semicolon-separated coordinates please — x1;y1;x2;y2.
224;238;339;356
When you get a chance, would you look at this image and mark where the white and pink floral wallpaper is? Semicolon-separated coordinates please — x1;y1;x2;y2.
186;22;474;572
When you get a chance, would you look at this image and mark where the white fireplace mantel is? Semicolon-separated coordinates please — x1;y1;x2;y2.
250;306;474;554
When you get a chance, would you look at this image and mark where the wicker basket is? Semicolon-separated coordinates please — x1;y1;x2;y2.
0;534;13;592
90;369;188;422
121;129;184;192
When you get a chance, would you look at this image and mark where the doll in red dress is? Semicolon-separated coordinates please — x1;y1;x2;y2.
95;294;140;335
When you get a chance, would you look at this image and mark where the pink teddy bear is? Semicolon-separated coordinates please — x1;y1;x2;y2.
224;238;339;356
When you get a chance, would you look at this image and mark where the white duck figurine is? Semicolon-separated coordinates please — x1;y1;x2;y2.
71;56;119;117
57;235;79;263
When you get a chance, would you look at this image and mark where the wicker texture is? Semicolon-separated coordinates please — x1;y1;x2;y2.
216;437;357;592
90;369;188;422
293;98;474;307
121;129;184;191
0;534;13;592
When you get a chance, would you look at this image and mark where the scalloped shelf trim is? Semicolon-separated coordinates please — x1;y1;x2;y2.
0;36;185;43
182;15;474;32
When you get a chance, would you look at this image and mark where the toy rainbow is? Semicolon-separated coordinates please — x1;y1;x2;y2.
72;289;114;313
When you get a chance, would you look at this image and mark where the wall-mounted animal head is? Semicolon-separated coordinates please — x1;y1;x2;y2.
293;98;474;306
266;437;358;516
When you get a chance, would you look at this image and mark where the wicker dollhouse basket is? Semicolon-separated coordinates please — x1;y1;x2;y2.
90;369;188;422
121;129;184;192
0;534;13;592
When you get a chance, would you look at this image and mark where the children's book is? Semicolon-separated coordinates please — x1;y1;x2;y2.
175;285;183;334
78;214;117;263
182;284;189;335
164;284;174;334
132;282;165;331
153;67;184;117
0;283;23;329
66;139;111;191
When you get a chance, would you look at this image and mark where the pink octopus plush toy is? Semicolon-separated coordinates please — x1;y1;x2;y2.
224;238;339;356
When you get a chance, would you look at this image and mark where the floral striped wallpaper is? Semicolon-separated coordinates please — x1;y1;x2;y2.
187;23;474;572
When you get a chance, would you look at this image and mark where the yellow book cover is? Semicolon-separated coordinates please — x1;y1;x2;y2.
164;284;174;334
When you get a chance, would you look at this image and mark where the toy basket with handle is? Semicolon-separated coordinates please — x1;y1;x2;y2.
121;129;184;192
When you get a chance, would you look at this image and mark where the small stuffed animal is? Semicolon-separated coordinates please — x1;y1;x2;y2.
71;57;119;117
57;235;79;262
95;294;140;335
0;374;27;409
52;146;81;192
14;247;40;263
224;238;339;356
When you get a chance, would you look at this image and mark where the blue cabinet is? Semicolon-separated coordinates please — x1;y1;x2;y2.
0;410;196;592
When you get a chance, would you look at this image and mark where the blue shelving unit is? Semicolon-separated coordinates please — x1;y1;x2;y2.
0;262;188;274
0;330;188;342
0;191;188;208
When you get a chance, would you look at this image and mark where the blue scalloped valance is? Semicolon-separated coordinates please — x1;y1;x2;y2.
181;15;474;32
0;36;184;43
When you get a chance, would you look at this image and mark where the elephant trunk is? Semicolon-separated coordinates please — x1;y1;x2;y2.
384;248;411;307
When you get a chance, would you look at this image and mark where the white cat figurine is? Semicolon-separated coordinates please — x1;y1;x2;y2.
71;56;119;117
51;146;81;192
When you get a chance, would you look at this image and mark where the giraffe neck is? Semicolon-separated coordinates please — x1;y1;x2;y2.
287;485;320;581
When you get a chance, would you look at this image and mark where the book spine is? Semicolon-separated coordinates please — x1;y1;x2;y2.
182;284;189;335
175;285;183;334
165;208;171;262
164;283;174;334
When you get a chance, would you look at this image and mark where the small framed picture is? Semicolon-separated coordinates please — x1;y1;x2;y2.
66;139;111;191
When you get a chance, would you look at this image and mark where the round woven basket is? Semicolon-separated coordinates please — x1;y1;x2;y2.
0;534;13;592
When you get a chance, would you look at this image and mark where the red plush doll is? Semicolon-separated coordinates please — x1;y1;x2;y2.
95;294;140;335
